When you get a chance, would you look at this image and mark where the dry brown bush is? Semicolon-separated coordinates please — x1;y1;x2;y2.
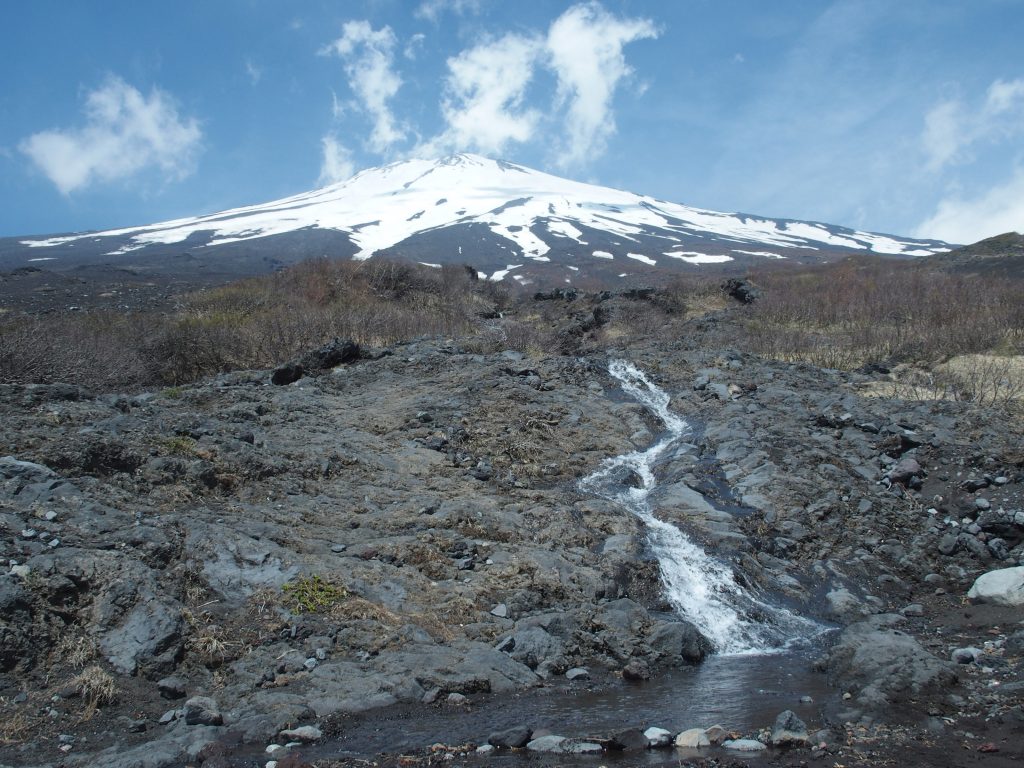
0;258;498;390
740;259;1023;369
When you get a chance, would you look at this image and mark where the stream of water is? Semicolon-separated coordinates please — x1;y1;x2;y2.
580;360;819;654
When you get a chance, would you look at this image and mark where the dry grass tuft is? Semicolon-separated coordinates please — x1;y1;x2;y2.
71;665;117;708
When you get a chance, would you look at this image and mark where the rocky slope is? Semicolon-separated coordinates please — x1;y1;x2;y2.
1;302;1022;768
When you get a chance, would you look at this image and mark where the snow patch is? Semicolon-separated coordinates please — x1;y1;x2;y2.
627;253;657;266
664;252;734;264
592;250;614;259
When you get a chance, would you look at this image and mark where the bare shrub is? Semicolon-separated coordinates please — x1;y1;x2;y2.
0;258;498;390
740;259;1023;369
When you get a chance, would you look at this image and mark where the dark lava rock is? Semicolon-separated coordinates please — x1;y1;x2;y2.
771;709;809;746
722;278;762;304
299;338;360;370
271;363;304;385
183;696;223;726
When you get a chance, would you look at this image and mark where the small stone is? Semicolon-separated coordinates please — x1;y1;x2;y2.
20;528;36;539
279;725;322;742
476;744;495;754
315;647;328;661
675;728;710;748
266;762;278;768
157;677;187;700
446;692;468;705
126;719;147;733
994;476;1009;486
799;695;814;704
565;667;590;681
158;709;179;725
303;658;318;671
901;603;924;617
47;538;60;548
9;564;30;579
330;544;347;553
183;696;222;726
265;744;284;754
44;510;58;521
951;647;982;664
771;709;809;746
490;603;508;618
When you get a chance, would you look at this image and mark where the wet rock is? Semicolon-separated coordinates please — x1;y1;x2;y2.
621;658;651;680
488;726;532;748
675;728;710;747
771;709;809;746
565;667;590;681
723;739;767;751
279;725;322;742
610;728;649;751
824;588;869;622
704;724;731;745
644;727;673;747
526;735;568;752
647;620;712;664
183;696;223;726
967;566;1024;606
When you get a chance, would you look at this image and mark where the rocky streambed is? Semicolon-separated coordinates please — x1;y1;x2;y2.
2;317;1023;768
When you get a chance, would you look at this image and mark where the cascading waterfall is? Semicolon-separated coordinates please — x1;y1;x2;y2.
581;360;818;655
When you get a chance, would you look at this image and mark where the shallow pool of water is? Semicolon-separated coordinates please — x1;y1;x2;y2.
311;649;833;762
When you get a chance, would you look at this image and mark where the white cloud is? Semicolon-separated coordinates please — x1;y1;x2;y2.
404;33;426;60
923;78;1024;172
245;58;263;85
424;33;543;156
318;135;355;186
915;167;1024;244
546;2;658;169
19;76;201;195
321;21;405;153
415;0;482;23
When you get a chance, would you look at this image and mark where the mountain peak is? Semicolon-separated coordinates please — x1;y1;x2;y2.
9;155;952;285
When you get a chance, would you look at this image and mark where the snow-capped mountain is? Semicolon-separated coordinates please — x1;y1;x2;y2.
2;154;950;284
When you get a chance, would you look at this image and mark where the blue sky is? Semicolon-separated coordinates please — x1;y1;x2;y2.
1;0;1022;243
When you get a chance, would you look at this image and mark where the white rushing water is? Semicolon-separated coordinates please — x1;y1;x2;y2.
581;360;818;655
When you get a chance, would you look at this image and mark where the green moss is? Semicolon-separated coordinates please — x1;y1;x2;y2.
282;575;347;613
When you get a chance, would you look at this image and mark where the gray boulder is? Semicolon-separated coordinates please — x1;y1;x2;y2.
827;615;957;717
647;620;712;664
967;566;1024;606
